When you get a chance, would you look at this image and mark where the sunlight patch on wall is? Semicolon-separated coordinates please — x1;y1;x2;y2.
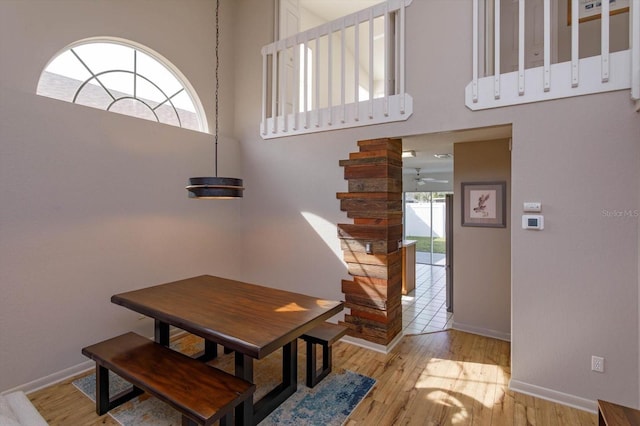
301;211;345;265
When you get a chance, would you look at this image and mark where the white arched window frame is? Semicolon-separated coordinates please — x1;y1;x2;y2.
37;37;208;133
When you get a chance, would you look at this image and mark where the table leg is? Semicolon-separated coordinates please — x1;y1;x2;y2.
194;340;218;362
154;320;170;346
234;352;254;426
282;340;297;389
251;341;298;425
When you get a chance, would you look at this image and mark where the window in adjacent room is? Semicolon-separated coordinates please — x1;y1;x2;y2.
37;38;207;132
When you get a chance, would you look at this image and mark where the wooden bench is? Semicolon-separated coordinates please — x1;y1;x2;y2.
300;322;348;388
598;399;640;425
81;332;255;426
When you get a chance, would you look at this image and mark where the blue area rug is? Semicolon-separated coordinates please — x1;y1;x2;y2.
73;369;375;425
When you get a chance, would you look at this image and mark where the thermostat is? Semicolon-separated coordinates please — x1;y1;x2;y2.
522;215;544;230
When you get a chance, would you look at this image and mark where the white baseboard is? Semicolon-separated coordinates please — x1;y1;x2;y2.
452;321;511;342
6;328;403;395
340;331;404;354
2;332;172;396
510;379;598;413
2;360;94;396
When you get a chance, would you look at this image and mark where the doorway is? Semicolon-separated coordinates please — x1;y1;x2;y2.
404;191;448;266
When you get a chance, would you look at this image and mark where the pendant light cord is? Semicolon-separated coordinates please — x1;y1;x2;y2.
214;0;220;177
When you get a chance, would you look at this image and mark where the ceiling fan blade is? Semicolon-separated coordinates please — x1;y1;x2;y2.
420;177;449;183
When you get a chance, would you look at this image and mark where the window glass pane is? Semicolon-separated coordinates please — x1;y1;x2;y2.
177;109;200;131
136;51;182;95
110;98;157;122
99;71;134;97
44;50;92;82
73;43;134;74
172;90;196;113
37;39;206;132
155;103;180;127
75;82;114;110
135;77;164;107
37;71;82;102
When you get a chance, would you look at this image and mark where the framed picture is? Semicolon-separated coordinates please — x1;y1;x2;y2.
568;0;629;25
461;181;506;228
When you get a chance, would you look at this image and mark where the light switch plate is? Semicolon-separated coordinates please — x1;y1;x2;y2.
523;202;542;212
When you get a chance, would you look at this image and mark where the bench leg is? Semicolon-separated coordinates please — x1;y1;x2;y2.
305;341;316;388
305;342;332;388
96;365;110;415
323;344;332;376
94;364;144;416
181;415;198;426
183;413;228;426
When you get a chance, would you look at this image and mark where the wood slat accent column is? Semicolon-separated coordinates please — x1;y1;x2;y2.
337;138;403;346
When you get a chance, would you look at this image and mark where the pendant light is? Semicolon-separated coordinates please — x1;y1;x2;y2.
186;0;244;199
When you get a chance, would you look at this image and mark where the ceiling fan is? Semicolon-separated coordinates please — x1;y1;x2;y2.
413;168;448;185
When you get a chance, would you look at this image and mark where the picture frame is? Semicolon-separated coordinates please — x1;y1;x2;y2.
461;181;506;228
567;0;629;25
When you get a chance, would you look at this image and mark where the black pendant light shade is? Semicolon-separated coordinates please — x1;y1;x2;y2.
186;177;244;199
187;0;243;199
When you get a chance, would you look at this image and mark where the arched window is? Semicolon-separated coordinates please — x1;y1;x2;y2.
37;38;207;132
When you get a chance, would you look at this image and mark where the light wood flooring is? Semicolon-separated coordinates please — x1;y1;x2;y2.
28;329;596;425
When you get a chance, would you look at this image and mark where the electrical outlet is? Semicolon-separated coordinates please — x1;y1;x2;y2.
591;356;604;373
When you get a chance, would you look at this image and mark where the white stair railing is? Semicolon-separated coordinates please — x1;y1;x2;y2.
632;0;640;111
260;0;413;139
466;0;639;111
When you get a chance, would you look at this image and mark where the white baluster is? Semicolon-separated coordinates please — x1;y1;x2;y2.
354;18;360;121
571;0;579;87
494;0;501;99
518;0;525;95
601;0;610;82
472;0;479;103
543;0;550;91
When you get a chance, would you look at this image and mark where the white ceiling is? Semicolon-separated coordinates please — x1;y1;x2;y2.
299;0;381;22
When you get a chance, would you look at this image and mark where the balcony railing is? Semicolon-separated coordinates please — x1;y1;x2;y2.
260;0;414;139
466;0;640;111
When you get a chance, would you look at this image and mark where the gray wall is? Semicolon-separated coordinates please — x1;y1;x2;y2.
233;0;640;409
453;139;511;340
0;0;244;391
1;0;639;412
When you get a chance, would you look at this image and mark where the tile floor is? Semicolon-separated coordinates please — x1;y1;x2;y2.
402;263;453;334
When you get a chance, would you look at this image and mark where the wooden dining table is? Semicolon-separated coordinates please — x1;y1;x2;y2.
111;274;344;425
